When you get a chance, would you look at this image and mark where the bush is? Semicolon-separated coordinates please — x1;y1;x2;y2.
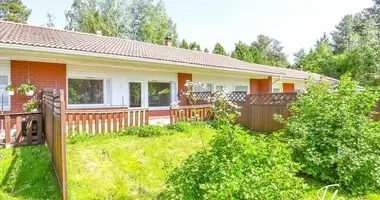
166;122;192;132
165;125;305;199
122;125;173;137
277;75;380;194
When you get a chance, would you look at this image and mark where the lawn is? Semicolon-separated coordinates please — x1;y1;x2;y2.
0;145;62;200
66;126;215;199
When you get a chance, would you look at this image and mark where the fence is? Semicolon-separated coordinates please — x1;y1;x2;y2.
170;104;212;123
375;100;380;121
0;112;44;148
65;109;149;135
42;89;67;200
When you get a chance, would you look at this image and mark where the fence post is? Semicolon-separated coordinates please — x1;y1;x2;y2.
5;115;11;148
59;89;68;200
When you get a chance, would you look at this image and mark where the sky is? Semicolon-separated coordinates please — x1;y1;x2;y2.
24;0;374;63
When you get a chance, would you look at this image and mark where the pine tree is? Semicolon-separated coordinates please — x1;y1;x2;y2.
212;42;227;55
231;41;253;63
180;39;189;49
204;48;209;53
0;0;31;23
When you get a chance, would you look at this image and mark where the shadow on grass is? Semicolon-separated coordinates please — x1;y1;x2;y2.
0;145;62;200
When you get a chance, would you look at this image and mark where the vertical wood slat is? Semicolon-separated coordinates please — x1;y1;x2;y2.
107;114;112;133
113;113;118;132
37;114;43;144
75;114;80;134
4;115;11;148
27;115;33;145
95;114;99;135
68;114;73;136
15;116;22;145
101;114;106;134
82;114;87;133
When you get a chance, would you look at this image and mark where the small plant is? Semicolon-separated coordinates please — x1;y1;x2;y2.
17;82;36;96
5;85;14;95
23;98;41;112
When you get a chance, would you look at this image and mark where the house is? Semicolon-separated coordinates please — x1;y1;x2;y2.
0;21;336;120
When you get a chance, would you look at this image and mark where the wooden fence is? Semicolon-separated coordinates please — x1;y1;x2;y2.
374;100;380;121
0;112;44;148
42;89;67;200
170;104;212;123
65;109;149;135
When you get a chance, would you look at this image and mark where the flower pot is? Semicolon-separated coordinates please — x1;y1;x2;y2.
31;108;39;113
8;91;14;96
26;90;34;96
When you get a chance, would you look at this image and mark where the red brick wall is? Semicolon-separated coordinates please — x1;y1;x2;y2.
10;60;66;113
283;83;295;92
178;73;192;106
250;77;273;94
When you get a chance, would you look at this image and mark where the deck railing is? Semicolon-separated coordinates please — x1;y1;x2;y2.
0;112;44;148
65;109;149;135
170;104;212;123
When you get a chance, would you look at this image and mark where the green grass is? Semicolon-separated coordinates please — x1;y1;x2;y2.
66;126;215;199
0;145;62;200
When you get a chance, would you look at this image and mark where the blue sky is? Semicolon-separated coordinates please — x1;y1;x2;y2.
24;0;373;63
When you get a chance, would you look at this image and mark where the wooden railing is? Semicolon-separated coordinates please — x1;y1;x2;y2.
65;109;149;135
42;89;68;200
170;104;212;123
0;112;43;148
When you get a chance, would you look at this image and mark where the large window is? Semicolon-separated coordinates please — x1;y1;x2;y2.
234;85;248;92
68;79;104;104
129;82;142;107
193;83;212;92
0;76;9;107
148;82;171;107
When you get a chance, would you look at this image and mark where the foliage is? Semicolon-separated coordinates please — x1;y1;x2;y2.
23;98;40;112
16;82;36;95
208;90;242;125
66;126;215;199
277;75;380;195
212;42;227;55
0;0;31;23
203;47;209;53
179;39;189;49
0;146;61;199
165;125;306;199
42;12;55;27
5;85;13;91
231;35;289;68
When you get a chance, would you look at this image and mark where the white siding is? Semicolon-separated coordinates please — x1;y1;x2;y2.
192;74;250;92
67;64;177;109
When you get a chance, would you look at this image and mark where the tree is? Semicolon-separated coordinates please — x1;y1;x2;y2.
231;41;253;63
212;42;227;55
204;48;209;53
331;14;361;54
0;0;31;23
293;48;306;67
65;0;126;37
189;41;198;50
42;13;55;27
196;44;201;51
179;39;189;49
250;35;289;67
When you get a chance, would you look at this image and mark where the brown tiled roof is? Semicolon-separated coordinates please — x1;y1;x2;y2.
0;21;283;75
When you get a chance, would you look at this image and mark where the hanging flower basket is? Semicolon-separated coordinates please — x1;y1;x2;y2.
5;85;15;96
23;98;41;113
17;83;36;96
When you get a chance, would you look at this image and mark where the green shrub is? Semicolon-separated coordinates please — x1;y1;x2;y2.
165;125;305;199
277;75;380;195
122;125;172;137
166;122;192;132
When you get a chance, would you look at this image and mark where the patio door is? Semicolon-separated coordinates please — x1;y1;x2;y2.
129;82;142;107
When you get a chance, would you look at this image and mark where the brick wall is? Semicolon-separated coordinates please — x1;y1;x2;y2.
10;60;66;113
250;77;273;94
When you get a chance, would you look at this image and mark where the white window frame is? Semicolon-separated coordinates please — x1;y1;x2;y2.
0;73;11;111
147;81;174;110
127;81;144;108
214;84;225;92
273;88;282;93
67;77;111;108
233;85;249;92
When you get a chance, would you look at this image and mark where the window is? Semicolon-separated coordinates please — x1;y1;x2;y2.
0;76;9;107
193;83;212;92
129;82;142;107
234;85;248;92
215;85;224;92
273;88;282;93
148;82;171;107
68;79;104;104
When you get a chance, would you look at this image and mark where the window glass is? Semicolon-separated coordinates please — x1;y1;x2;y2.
215;85;224;91
68;79;104;104
234;85;248;92
148;82;171;107
273;88;282;93
0;76;9;106
193;83;212;92
129;82;142;107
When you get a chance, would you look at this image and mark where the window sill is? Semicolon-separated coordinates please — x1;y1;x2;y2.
148;106;170;110
67;104;115;109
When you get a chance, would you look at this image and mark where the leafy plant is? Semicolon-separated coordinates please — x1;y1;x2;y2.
23;98;40;112
276;74;380;195
17;82;36;95
165;125;306;199
5;85;14;91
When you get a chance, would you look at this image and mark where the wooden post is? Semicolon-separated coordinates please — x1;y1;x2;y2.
59;90;68;200
5;115;11;148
